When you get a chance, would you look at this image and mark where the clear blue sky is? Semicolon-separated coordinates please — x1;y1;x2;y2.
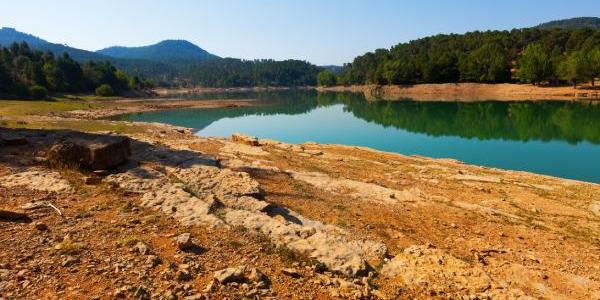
1;0;598;65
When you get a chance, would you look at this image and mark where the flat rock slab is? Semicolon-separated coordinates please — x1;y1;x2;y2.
0;170;73;193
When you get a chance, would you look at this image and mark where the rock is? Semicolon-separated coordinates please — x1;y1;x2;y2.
177;269;192;282
47;135;130;170
83;176;102;185
146;255;161;267
61;257;80;267
382;245;496;295
0;170;73;193
140;184;223;227
282;268;301;278
247;268;267;283
0;269;11;280
132;242;152;255
224;209;386;277
214;266;245;284
203;280;216;293
114;286;130;298
33;222;48;231
0;209;28;221
231;133;260;146
176;233;194;250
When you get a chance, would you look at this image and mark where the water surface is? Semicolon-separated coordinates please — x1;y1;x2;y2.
114;91;600;183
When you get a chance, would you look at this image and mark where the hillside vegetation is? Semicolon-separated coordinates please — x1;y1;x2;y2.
321;28;600;88
0;42;153;99
535;17;600;30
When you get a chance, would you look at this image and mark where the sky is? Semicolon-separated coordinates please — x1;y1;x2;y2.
1;0;599;65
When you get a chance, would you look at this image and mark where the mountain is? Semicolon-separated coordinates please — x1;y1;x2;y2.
97;40;219;62
0;27;108;61
534;17;600;30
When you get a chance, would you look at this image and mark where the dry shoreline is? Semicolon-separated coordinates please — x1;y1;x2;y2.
0;96;599;299
66;98;258;119
318;83;600;101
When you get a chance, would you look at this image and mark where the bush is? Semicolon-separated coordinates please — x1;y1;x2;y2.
29;85;48;99
95;84;114;96
317;70;337;87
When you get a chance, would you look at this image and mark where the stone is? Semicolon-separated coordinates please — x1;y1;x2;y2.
61;257;80;268
214;266;245;284
146;255;161;267
0;170;73;193
224;209;387;277
231;133;260;146
177;270;192;282
382;245;496;295
83;177;102;185
247;268;267;283
176;233;194;250
132;242;152;255
47;135;130;170
0;209;28;221
139;183;223;228
282;268;301;278
33;222;48;231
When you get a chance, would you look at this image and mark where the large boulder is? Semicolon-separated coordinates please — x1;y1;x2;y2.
47;135;130;170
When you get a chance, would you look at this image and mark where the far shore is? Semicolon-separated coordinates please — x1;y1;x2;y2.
318;83;600;102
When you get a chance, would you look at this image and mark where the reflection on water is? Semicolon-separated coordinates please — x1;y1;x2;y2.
113;91;600;183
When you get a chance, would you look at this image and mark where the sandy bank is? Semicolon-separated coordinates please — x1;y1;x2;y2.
319;83;600;101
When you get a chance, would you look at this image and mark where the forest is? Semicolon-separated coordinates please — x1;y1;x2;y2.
180;58;320;87
0;42;153;99
320;28;600;87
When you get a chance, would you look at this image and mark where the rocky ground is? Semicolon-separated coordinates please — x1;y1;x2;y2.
0;99;599;299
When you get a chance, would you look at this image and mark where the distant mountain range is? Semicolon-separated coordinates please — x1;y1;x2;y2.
0;27;219;63
535;17;600;30
0;27;108;61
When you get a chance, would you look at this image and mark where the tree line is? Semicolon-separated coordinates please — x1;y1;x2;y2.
181;58;320;87
0;42;154;99
318;28;600;87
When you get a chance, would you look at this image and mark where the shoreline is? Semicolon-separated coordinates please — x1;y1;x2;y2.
318;83;600;101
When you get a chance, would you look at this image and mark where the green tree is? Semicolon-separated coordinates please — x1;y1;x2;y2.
316;70;337;87
587;47;600;86
29;85;48;99
517;43;555;85
559;51;592;88
459;43;511;83
95;84;114;96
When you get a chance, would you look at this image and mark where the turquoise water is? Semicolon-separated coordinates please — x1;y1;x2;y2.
114;91;600;183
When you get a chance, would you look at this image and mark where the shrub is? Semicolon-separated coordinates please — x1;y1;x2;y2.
29;85;48;99
95;84;114;96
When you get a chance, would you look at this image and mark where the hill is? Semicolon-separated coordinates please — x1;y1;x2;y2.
534;17;600;30
336;23;600;87
97;40;219;62
0;27;108;61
